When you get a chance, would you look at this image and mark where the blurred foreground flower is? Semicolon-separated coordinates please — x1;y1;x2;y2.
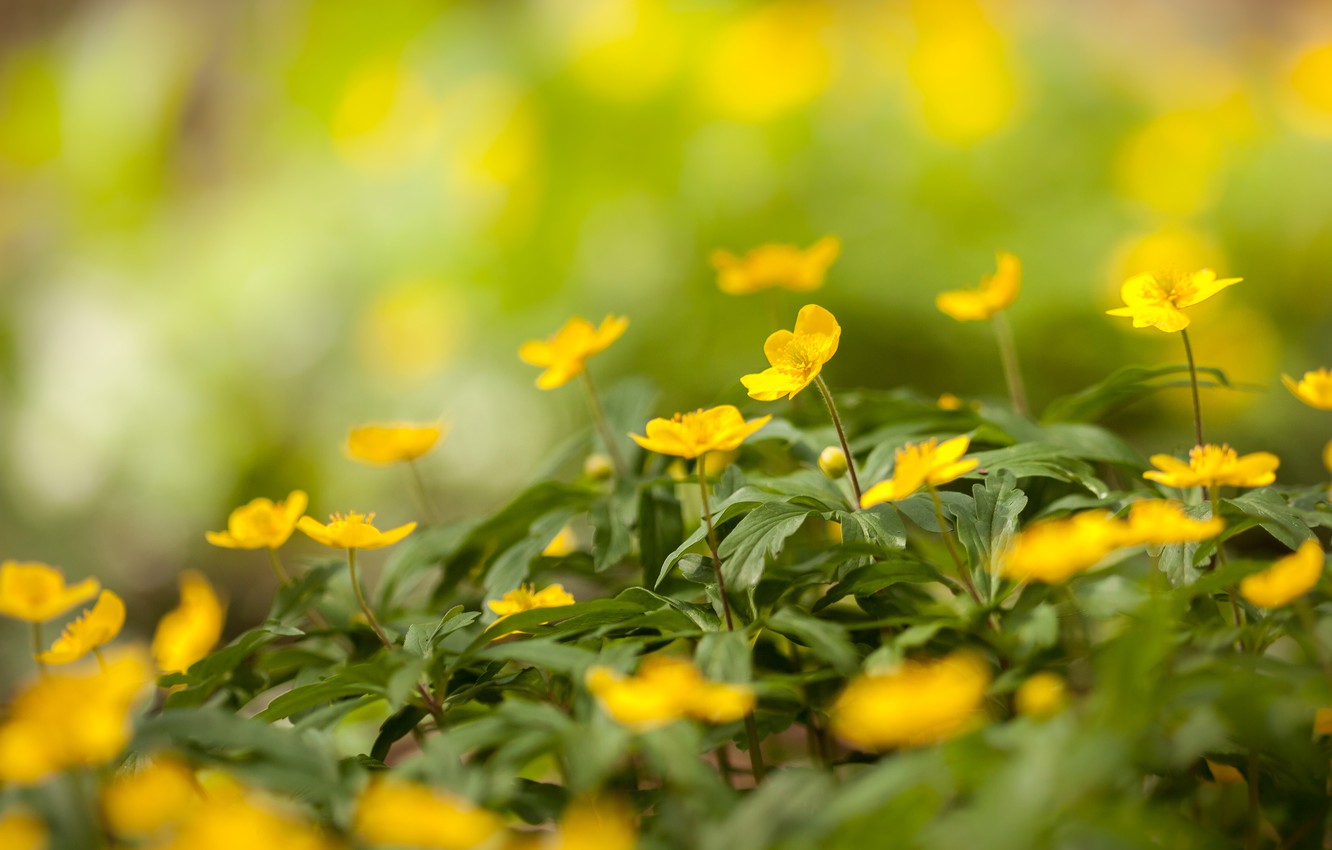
346;421;446;464
298;512;416;550
1282;368;1332;410
354;778;501;850
37;589;124;664
157;785;336;850
152;572;225;675
102;756;202;840
1122;499;1224;545
206;491;308;550
1144;444;1279;489
586;656;754;729
1106;269;1241;333
860;436;977;507
1001;511;1126;583
1015;672;1067;719
546;797;637;850
519;315;629;390
0;810;46;850
936;252;1020;321
711;237;840;295
741;304;840;401
830;652;990;750
630;406;770;459
0;561;99;622
1239;540;1325;609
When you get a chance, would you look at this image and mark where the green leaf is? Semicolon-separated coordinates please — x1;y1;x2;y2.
638;485;685;588
1226;489;1316;550
656;487;782;587
766;607;859;674
717;501;817;591
836;503;907;554
404;606;480;659
477;639;600;676
591;492;633;572
256;660;400;722
967;443;1108;497
949;469;1027;597
1042;363;1236;424
697;629;752;682
814;559;945;612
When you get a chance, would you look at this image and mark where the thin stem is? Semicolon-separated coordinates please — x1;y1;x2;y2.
928;485;983;606
1180;328;1204;448
407;461;439;524
991;311;1029;417
31;621;46;675
346;548;392;649
814;375;862;507
266;547;293;587
1210;487;1245;649
743;715;768;784
580;369;631;480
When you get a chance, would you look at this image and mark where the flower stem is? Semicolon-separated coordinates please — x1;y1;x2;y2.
31;621;46;675
266;547;293;587
407;460;439;524
814;375;863;507
346;548;392;649
1210;487;1245;650
991;311;1029;417
1180;328;1204;448
928;485;983;606
581;369;631;480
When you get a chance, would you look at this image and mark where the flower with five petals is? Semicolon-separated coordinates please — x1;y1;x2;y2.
1144;444;1279;489
1282;368;1332;410
297;512;416;550
0;562;100;623
741;304;841;401
860;436;978;507
519;315;629;390
205;491;308;550
630;405;771;460
1105;268;1241;333
37;590;125;665
346;422;446;464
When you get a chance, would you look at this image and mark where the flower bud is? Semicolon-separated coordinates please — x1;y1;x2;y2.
818;446;848;479
583;453;614;481
1015;671;1067;719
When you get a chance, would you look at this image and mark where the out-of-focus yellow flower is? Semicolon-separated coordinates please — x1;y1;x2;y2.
1144;444;1279;489
1325;439;1332;479
860;436;978;507
542;527;578;558
549;797;637;850
907;0;1017;144
1239;540;1324;610
1121;499;1224;546
818;446;848;479
630;406;771;460
1316;707;1332;737
0;651;151;785
1105;268;1241;333
586;656;754;730
1001;511;1127;584
1015;671;1067;719
354;778;502;850
741;304;841;401
937;393;963;410
1282;368;1332;410
331;60;443;174
936;252;1021;322
565;0;681;102
0;561;99;623
102;756;201;839
347;422;446;465
205;491;308;550
1205;759;1244;785
519;316;629;390
830;652;990;751
157;788;336;850
37;589;124;665
711;237;840;295
0;810;46;850
152;572;225;675
356;280;462;385
297;512;416;550
489;584;576;624
700;1;833;122
1114;111;1230;217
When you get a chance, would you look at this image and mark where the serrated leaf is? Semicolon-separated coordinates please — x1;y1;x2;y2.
1226;489;1316;550
697;629;752;682
967;443;1108;497
836;504;906;554
717;501;817;591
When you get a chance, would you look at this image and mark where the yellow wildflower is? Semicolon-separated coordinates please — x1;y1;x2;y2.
354;778;502;850
830;652;991;751
156;788;336;850
710;236;840;295
586;656;754;730
1282;368;1332;410
1105;268;1241;333
937;393;965;410
297;511;416;550
1121;499;1224;546
630;406;771;460
1015;672;1067;719
1239;540;1324;609
1001;511;1127;584
818;446;848;479
205;491;308;550
37;589;125;665
0;561;99;623
859;436;978;507
1144;444;1279;489
1206;760;1244;785
0;810;47;850
549;797;637;850
152;571;226;675
0;651;152;785
519;315;629;390
346;421;446;464
102;756;202;839
489;583;576;623
542;527;577;558
936;252;1021;322
1325;438;1332;478
1316;707;1332;737
741;304;841;401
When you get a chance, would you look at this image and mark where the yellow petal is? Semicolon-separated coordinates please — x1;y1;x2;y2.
936;289;993;322
1174;269;1241;307
761;329;796;366
1118;273;1167;307
792;303;840;349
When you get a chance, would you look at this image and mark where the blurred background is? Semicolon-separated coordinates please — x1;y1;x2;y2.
1;0;1331;635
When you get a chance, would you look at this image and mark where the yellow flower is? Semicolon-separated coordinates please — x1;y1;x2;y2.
519;315;629;390
1105;268;1241;333
346;421;446;464
859;436;978;507
0;651;152;785
830;652;990;751
156;788;336;850
1015;672;1068;719
542;527;577;558
488;583;576;623
1000;511;1127;584
0;561;99;623
741;304;841;401
205;491;308;550
549;797;637;850
710;236;840;295
586;656;754;730
1239;539;1324;609
102;756;202;839
1144;444;1279;489
1316;707;1332;737
1282;368;1332;410
936;252;1021;322
297;511;416;550
354;778;501;850
37;590;125;665
630;405;771;460
1121;499;1224;546
1325;438;1332;478
0;810;47;850
152;571;226;675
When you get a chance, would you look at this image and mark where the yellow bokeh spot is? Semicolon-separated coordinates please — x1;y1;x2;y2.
439;77;541;209
566;0;681;101
700;1;834;122
908;0;1018;144
356;280;462;385
1291;43;1332;114
331;59;443;173
1114;110;1228;216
